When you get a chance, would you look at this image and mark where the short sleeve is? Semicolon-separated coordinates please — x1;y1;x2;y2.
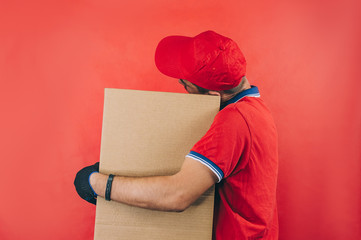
186;107;251;182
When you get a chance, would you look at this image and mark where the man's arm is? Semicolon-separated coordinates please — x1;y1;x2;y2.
90;157;218;212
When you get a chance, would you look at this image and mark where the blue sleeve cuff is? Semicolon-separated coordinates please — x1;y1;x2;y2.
186;151;224;183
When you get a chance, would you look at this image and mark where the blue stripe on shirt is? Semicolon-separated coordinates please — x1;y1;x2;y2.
186;151;224;182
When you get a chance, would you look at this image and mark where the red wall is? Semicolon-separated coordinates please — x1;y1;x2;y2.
1;0;360;239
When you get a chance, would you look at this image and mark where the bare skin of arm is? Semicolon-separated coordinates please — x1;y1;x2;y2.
89;157;218;212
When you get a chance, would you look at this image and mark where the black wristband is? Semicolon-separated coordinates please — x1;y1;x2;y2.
105;174;114;201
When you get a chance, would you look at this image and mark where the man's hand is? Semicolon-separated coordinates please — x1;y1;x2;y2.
74;162;99;205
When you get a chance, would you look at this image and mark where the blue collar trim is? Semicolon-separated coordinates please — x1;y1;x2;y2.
220;86;260;110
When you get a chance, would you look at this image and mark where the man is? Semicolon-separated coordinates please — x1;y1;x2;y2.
74;30;279;239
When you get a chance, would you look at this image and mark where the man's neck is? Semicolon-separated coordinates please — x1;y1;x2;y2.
220;78;251;103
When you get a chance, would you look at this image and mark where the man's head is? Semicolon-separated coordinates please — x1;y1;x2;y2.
155;30;247;92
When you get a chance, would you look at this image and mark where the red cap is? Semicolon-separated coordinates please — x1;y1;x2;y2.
155;31;246;91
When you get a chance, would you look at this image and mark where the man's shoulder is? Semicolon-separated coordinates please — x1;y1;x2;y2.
217;104;243;118
213;104;247;128
234;97;271;115
219;97;273;124
220;97;262;115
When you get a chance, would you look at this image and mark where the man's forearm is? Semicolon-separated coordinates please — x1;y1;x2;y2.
90;173;188;212
89;158;217;211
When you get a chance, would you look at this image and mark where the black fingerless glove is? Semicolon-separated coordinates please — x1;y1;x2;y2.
74;162;99;205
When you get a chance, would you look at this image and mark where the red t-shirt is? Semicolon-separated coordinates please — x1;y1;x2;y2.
186;86;279;240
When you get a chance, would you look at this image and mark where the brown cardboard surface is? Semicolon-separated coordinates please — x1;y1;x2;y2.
94;89;220;240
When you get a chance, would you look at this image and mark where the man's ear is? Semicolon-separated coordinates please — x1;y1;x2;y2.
207;91;221;97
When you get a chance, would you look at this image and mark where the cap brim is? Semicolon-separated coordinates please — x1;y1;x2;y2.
155;35;193;80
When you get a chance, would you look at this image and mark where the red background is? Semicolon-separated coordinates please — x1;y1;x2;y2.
1;0;360;239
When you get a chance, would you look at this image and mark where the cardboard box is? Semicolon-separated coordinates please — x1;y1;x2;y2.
94;89;220;240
